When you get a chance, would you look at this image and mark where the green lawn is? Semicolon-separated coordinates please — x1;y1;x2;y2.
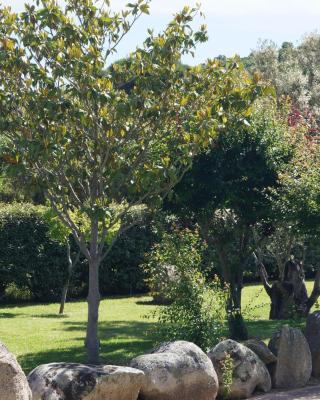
0;282;315;374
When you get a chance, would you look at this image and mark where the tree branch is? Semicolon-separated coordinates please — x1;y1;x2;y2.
253;251;273;297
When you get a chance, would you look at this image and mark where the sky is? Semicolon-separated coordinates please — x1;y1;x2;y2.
3;0;320;65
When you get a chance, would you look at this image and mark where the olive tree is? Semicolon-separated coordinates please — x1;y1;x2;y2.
0;0;249;363
248;34;320;123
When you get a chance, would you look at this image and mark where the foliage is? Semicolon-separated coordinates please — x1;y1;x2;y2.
220;353;234;399
167;98;292;223
277;142;320;235
0;202;68;301
163;97;297;337
251;100;320;278
99;211;157;296
145;229;228;350
143;227;206;301
0;0;247;263
248;35;320;123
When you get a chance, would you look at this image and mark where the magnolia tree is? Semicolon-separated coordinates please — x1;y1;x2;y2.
0;0;262;363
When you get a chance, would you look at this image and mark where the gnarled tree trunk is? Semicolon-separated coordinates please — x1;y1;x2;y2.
254;253;320;319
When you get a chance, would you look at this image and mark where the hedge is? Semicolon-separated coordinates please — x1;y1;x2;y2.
0;203;155;302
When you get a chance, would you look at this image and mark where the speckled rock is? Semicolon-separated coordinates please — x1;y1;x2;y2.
130;341;219;400
0;341;32;400
208;339;271;399
268;325;312;389
244;339;277;365
27;363;145;400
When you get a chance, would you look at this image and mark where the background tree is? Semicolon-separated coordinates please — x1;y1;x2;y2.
42;207;85;314
0;0;258;363
166;98;293;338
248;34;320;126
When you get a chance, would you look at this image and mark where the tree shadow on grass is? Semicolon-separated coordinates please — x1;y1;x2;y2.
63;320;157;363
19;320;157;375
135;298;167;306
18;346;87;375
0;312;24;318
29;313;69;319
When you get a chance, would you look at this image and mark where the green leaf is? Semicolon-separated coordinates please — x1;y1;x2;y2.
139;4;150;14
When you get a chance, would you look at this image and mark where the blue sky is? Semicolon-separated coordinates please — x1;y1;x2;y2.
3;0;320;65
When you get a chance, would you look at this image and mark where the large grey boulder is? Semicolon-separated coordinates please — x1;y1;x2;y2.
306;311;320;377
268;325;312;389
208;339;271;399
130;340;218;400
28;363;145;400
244;339;277;365
0;341;32;400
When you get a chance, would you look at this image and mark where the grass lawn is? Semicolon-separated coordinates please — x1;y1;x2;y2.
0;282;315;374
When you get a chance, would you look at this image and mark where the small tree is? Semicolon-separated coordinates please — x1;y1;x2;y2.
41;207;83;314
0;0;252;363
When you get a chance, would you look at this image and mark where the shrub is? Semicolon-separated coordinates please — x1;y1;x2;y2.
220;353;234;399
143;228;205;302
0;203;68;301
145;229;228;350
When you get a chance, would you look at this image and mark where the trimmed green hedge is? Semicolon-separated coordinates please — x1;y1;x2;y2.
0;203;67;301
0;203;154;302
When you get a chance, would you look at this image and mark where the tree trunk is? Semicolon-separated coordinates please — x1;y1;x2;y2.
59;278;70;315
216;246;248;340
59;243;79;315
255;253;320;320
227;273;248;340
269;281;296;319
86;256;101;364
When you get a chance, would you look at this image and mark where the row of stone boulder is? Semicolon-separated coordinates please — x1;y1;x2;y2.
3;311;320;400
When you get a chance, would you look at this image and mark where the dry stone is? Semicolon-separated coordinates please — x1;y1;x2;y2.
268;325;312;389
130;340;219;400
244;339;277;365
208;339;271;399
28;363;145;400
0;341;32;400
306;311;320;378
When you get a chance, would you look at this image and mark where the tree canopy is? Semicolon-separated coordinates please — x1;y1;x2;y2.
0;0;269;362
